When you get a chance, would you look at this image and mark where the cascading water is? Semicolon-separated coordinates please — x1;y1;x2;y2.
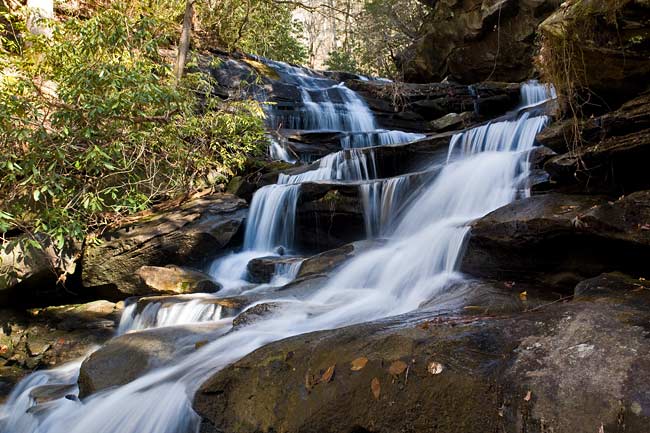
360;176;413;237
0;71;554;433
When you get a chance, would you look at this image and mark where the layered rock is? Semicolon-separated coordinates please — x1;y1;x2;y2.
399;0;559;84
539;93;650;193
461;192;650;287
81;193;246;298
538;0;650;109
136;265;221;295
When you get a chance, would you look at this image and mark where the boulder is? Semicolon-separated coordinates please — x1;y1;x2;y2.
246;257;303;284
398;0;559;84
461;192;650;287
81;193;246;298
77;323;226;398
538;0;650;109
195;283;650;433
232;303;283;329
296;240;383;280
136;265;221;295
430;112;477;132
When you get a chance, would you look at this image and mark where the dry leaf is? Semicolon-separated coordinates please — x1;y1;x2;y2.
524;391;532;401
519;291;528;301
371;377;381;400
388;360;408;376
321;364;336;383
427;361;444;375
305;372;314;391
350;357;369;371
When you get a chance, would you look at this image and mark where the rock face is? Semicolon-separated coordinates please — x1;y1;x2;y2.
347;80;520;131
194;279;650;433
461;192;650;287
540;93;650;193
136;265;221;295
0;238;78;306
0;301;121;399
77;323;226;398
538;0;650;109
399;0;559;84
81;194;246;298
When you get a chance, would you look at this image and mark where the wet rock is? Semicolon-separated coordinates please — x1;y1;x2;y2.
246;257;303;284
348;80;520;130
430;112;476;132
195;287;650;433
232;303;283;329
462;192;650;287
136;265;221;295
398;0;559;84
574;272;650;300
82;193;246;298
0;304;117;397
78;322;226;398
226;160;295;202
295;184;366;252
29;384;77;404
132;294;251;319
296;240;382;280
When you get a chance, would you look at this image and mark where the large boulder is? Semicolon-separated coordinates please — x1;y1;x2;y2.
461;192;650;287
77;323;226;398
246;256;304;284
136;265;221;295
81;194;246;298
399;0;559;84
194;280;650;433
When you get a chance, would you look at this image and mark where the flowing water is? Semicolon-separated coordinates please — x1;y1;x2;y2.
0;64;553;433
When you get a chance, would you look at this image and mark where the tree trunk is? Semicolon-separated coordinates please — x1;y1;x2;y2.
174;0;195;85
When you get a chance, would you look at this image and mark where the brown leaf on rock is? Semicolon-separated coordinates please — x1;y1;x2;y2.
524;391;532;401
321;364;336;383
427;361;444;375
305;371;314;391
388;360;408;376
371;377;381;400
350;357;369;371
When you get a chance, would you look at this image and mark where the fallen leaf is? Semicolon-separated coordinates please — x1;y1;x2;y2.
524;391;532;401
388;360;408;376
350;357;368;371
305;372;314;391
321;364;335;383
371;377;380;400
427;361;444;375
519;291;528;301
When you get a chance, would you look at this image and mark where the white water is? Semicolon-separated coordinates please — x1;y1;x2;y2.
118;298;223;334
520;80;557;108
0;70;553;433
360;175;413;237
268;137;296;163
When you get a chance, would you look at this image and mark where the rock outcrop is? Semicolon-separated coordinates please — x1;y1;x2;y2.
194;278;650;433
538;0;650;109
81;193;246;298
399;0;559;84
461;192;650;287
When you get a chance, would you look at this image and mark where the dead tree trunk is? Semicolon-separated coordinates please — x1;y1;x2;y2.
174;0;195;85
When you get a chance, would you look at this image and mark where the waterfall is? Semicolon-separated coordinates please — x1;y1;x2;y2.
520;80;557;107
268;137;295;163
360;175;413;237
0;71;555;433
117;299;223;334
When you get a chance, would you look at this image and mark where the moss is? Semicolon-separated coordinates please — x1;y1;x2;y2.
242;59;281;80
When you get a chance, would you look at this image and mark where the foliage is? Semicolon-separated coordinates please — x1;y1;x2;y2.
324;47;357;72
0;3;267;253
319;0;430;78
197;0;307;64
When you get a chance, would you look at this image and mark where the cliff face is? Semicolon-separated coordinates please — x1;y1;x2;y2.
399;0;559;83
